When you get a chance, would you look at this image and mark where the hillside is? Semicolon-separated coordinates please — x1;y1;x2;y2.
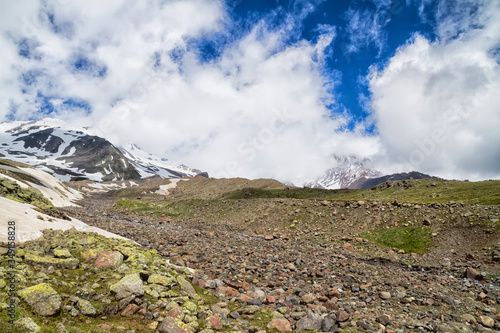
1;168;499;332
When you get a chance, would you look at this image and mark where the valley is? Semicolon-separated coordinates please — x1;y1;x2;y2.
0;160;499;332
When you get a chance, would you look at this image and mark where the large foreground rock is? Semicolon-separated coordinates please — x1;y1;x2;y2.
110;273;144;299
157;316;193;333
18;283;61;316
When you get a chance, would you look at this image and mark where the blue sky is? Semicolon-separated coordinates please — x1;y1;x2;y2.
0;0;499;183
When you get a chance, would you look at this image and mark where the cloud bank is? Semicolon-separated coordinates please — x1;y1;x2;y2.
0;0;499;183
369;0;500;180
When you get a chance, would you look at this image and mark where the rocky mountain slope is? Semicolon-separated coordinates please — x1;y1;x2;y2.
59;176;500;332
349;171;437;190
0;164;499;332
0;119;200;182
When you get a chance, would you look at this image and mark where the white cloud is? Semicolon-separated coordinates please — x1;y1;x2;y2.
345;8;388;55
0;0;379;184
369;0;500;180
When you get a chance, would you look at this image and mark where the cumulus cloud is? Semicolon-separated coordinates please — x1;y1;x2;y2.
369;0;500;180
0;0;379;184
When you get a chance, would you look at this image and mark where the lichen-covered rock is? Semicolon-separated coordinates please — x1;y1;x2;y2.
18;283;61;316
56;322;69;333
94;251;123;269
53;248;72;258
25;253;79;269
157;316;193;333
148;273;175;286
110;273;144;300
183;301;197;313
81;248;101;262
125;252;151;267
76;298;97;317
114;245;138;258
15;317;41;332
177;276;196;297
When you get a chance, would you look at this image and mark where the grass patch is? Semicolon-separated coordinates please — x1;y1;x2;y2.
115;199;203;217
361;226;432;253
222;179;500;205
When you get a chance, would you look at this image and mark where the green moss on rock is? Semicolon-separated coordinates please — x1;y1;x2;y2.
18;283;61;316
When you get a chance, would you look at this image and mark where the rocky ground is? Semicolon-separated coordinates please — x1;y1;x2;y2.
1;177;499;333
56;187;500;333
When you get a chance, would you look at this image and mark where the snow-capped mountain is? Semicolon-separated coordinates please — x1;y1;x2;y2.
119;143;200;179
0;118;201;182
303;155;382;189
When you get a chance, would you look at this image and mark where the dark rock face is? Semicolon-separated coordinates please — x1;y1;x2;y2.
9;125;141;181
350;171;437;189
14;128;64;154
57;135;140;181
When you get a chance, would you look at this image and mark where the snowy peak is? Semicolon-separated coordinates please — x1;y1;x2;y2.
118;143;200;179
304;155;382;189
0;119;201;182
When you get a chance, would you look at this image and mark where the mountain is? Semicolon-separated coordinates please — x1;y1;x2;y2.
301;155;437;190
303;155;382;189
0;118;200;182
119;143;200;179
349;171;437;189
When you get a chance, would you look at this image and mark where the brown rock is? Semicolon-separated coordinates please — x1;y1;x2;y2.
329;288;341;298
94;251;124;269
478;315;495;328
215;286;227;297
121;304;140;316
209;314;223;330
337;310;349;322
360;282;372;290
267;318;292;333
465;267;481;280
265;235;274;240
237;294;253;303
325;300;339;312
225;286;240;297
100;324;112;331
266;295;276;303
242;281;251;291
342;243;354;250
167;308;183;318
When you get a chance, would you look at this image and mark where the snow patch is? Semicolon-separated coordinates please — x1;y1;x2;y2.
155;178;188;196
0;197;128;243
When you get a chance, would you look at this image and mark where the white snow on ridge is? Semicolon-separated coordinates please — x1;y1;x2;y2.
0;165;83;207
120;143;198;178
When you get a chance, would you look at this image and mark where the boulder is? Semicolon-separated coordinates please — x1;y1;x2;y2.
110;273;144;300
94;251;124;269
25;253;79;269
157;316;193;333
267;318;292;333
148;274;175;286
76;298;97;317
18;283;61;316
295;311;322;331
177;276;196;297
15;317;41;332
